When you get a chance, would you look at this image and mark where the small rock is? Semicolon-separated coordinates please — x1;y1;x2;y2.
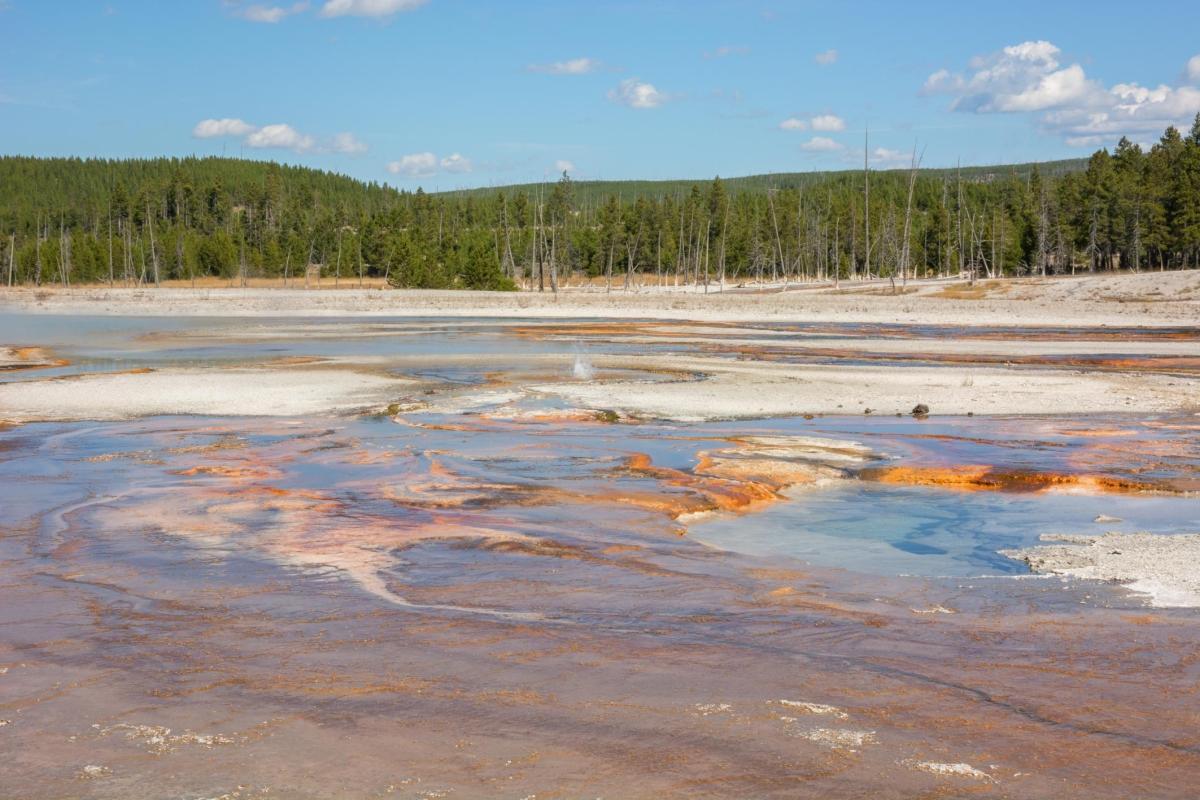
911;403;930;417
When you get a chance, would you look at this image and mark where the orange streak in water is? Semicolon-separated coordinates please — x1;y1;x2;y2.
860;464;1167;494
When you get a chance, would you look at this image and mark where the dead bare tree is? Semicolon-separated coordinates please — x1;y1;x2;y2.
767;187;784;285
146;208;161;287
656;228;663;287
357;233;364;288
1037;183;1049;277
500;194;516;279
863;126;871;281
956;160;965;277
718;202;730;290
34;216;43;287
334;231;342;289
623;219;642;292
899;145;924;287
548;215;559;295
305;240;315;289
137;236;148;286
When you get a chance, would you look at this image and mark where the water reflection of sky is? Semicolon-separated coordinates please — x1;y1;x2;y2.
693;481;1197;577
2;312;1196;583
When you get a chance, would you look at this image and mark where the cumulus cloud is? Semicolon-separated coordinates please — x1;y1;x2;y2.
193;118;256;138
811;114;846;132
780;114;845;132
236;2;309;22
704;45;750;59
1047;82;1200;147
800;136;843;152
246;123;316;152
386;152;438;178
526;57;600;75
192;118;365;155
439;153;472;173
871;147;911;168
331;132;368;154
1187;54;1200;84
607;78;669;109
924;41;1100;113
925;41;1200;147
554;159;575;174
385;151;473;179
319;0;427;18
814;49;838;66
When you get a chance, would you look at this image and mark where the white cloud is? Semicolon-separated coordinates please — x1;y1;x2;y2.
926;41;1200;147
781;114;845;132
1048;82;1200;147
319;0;427;18
922;68;964;94
385;151;473;179
608;78;669;109
246;123;316;152
331;132;368;154
811;114;846;132
871;147;910;168
527;57;600;75
439;153;472;173
926;40;1100;113
800;136;843;152
237;2;309;22
814;49;838;66
1187;54;1200;84
193;118;364;154
554;159;575;174
193;118;256;138
387;152;438;178
704;45;749;59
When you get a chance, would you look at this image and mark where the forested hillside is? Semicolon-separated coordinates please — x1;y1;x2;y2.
2;116;1198;291
446;159;1090;206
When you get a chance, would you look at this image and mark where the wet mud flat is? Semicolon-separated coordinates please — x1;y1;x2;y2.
0;314;1198;798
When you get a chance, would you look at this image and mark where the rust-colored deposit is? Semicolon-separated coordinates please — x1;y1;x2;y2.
0;345;69;371
859;463;1183;494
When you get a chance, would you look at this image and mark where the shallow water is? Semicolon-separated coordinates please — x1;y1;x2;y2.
1;312;1198;799
695;481;1198;576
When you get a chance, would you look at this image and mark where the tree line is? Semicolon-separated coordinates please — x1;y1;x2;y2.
2;116;1199;291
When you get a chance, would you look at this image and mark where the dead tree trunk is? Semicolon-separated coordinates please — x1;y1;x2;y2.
768;189;784;285
147;209;161;287
864;127;871;281
900;146;923;287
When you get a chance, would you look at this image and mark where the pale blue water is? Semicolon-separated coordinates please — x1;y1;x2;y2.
693;481;1198;577
2;311;1196;581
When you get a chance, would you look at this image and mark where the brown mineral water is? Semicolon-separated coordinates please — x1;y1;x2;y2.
0;315;1197;799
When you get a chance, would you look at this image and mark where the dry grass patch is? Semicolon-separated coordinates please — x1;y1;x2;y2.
934;280;1010;300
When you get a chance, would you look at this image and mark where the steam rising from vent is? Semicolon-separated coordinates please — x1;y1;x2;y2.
573;354;595;381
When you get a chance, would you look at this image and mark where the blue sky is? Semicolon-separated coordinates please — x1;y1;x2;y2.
2;0;1199;189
